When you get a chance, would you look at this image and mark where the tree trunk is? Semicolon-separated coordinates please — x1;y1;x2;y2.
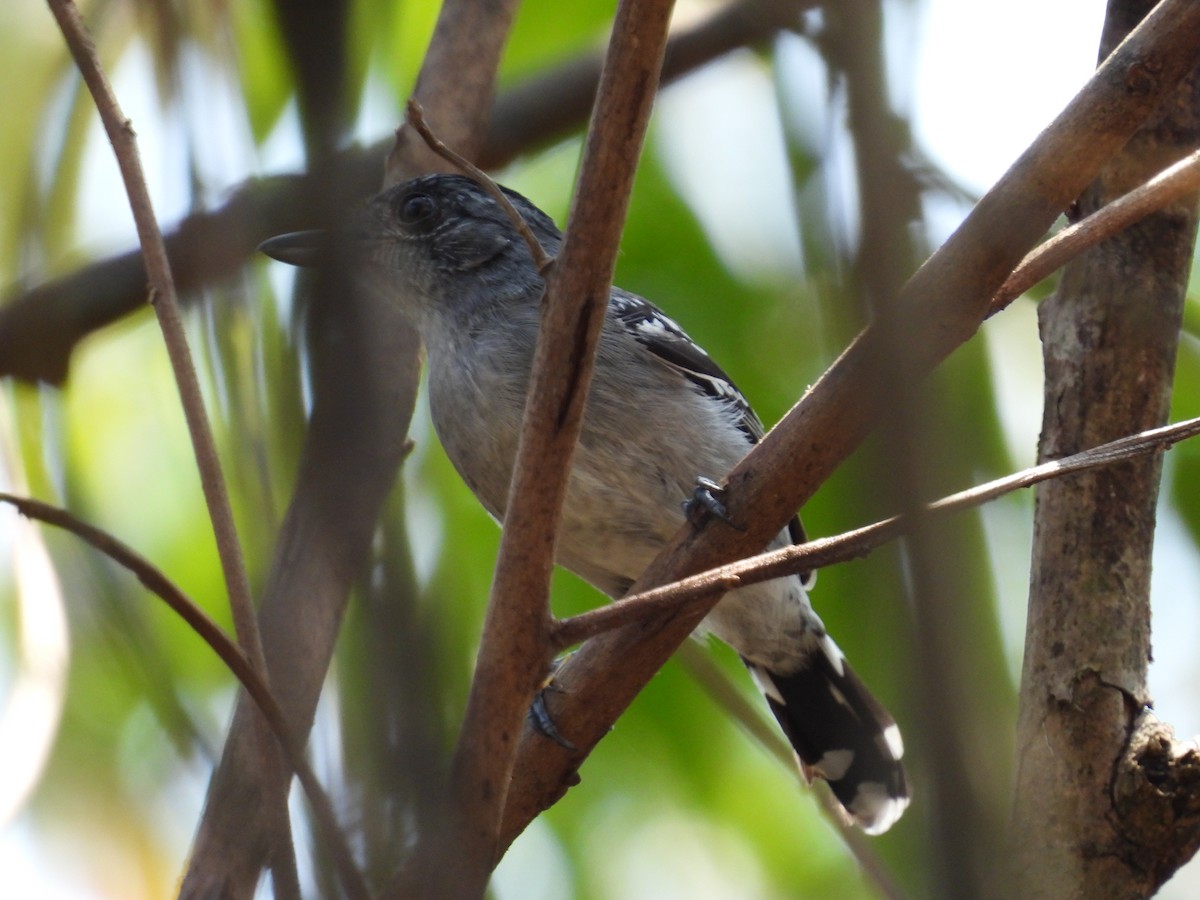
1011;1;1200;895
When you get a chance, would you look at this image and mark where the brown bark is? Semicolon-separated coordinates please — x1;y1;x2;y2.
178;0;520;895
1011;1;1200;896
498;0;1200;852
382;2;678;896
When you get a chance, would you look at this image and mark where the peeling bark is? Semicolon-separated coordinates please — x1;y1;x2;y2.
1011;1;1200;895
1112;715;1200;889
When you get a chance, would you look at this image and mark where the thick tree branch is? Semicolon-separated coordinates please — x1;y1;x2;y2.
1012;0;1200;894
421;0;676;895
498;0;1200;850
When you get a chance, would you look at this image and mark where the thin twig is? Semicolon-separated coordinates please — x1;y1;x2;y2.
991;146;1200;315
45;0;294;889
0;493;370;900
407;100;552;271
552;415;1200;648
45;0;264;684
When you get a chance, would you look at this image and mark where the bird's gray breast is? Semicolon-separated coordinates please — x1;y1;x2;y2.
425;321;531;521
423;311;756;601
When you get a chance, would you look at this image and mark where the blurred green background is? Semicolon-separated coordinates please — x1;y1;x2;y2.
2;0;1198;897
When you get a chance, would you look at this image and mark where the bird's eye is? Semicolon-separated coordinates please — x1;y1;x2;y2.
398;192;436;225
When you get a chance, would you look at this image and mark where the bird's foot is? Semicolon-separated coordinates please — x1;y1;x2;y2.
684;476;744;530
528;661;576;750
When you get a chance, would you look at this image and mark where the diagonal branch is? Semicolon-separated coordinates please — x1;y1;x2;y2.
552;416;1200;648
498;0;1200;850
44;1;297;889
0;493;369;900
183;0;522;894
0;0;809;387
430;0;677;894
45;0;265;690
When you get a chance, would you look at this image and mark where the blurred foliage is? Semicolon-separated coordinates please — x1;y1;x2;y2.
2;0;1200;898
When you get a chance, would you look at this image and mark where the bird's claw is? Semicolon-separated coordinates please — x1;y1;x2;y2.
529;666;576;750
684;476;743;530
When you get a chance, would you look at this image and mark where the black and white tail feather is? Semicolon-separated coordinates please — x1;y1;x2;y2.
611;283;910;833
746;637;908;834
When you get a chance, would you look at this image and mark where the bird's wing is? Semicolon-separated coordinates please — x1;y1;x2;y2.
608;290;812;582
609;289;763;444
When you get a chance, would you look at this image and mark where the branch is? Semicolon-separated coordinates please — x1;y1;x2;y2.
0;0;805;387
0;493;369;900
45;0;265;683
498;0;1200;850
44;1;297;888
992;146;1200;315
184;0;521;893
1012;0;1200;892
433;0;675;893
553;416;1200;647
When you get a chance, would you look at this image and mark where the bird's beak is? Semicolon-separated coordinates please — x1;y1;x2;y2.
258;230;327;267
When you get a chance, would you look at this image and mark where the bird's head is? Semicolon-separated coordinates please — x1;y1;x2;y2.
260;174;561;331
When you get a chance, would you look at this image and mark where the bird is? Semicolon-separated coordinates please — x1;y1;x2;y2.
260;173;909;834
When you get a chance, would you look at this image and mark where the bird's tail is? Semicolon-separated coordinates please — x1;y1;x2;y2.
745;635;909;834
